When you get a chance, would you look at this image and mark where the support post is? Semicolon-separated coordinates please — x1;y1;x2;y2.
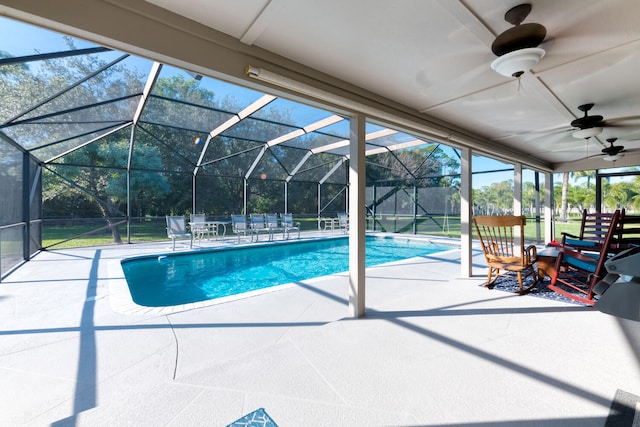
284;181;288;213
535;171;541;243
460;147;472;278
126;125;135;243
513;163;522;216
596;170;602;213
192;174;197;215
317;183;321;229
413;180;417;234
513;163;523;249
544;172;553;243
22;153;30;260
243;178;248;214
372;184;377;231
349;114;366;318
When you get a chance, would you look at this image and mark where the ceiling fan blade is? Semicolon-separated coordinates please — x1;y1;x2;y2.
603;115;640;125
600;117;640;136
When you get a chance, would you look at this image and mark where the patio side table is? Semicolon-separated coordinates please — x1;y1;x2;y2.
537;247;559;280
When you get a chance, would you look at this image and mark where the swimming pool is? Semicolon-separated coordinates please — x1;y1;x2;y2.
121;236;453;307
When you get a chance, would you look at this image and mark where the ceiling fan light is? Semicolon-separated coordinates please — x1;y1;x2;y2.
572;127;603;139
603;153;623;161
490;47;545;77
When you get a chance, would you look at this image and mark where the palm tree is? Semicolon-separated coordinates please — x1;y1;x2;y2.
559;170;596;221
573;170;596;190
559;172;570;221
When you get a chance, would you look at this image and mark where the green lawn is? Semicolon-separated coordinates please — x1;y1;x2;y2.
42;215;585;248
43;221;167;249
42;217;325;249
370;215;584;243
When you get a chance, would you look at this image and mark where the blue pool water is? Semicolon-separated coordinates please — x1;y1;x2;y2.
121;236;452;307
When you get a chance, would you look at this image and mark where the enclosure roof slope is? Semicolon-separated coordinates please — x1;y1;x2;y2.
2;0;640;172
0;18;459;184
147;0;640;172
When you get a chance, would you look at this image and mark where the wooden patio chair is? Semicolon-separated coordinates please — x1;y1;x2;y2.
612;209;640;253
473;215;538;294
549;209;621;305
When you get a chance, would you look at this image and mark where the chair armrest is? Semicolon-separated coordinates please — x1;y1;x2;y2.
561;232;580;239
563;238;601;251
524;245;537;264
555;245;601;263
561;232;579;245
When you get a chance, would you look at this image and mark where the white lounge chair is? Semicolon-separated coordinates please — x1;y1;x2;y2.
250;213;272;241
190;213;209;243
282;213;300;239
337;212;349;233
265;213;283;240
166;215;193;250
231;214;250;243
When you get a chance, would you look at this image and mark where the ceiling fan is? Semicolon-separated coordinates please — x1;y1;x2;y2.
559;137;640;162
570;103;605;139
490;4;547;78
601;138;625;161
545;103;640;140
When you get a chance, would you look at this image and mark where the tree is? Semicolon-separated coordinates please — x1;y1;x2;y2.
559;172;569;221
473;180;514;215
522;181;537;214
573;170;596;190
559;170;596;221
604;181;633;211
45;138;170;242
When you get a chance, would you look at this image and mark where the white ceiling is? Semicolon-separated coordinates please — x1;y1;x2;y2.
145;0;640;170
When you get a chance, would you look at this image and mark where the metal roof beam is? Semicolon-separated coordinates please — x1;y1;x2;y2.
2;53;130;126
45;122;132;163
267;114;344;148
0;46;112;66
244;145;268;180
132;62;162;125
285;151;313;183
193;94;275;175
319;157;347;185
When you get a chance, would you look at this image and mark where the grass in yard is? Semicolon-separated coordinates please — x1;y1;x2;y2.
43;217;325;248
43;221;168;249
41;215;584;248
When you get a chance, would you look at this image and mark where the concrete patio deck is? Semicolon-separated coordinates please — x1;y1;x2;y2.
1;232;639;426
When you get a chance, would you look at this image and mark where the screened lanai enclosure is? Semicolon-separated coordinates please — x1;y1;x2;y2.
2;17;487;278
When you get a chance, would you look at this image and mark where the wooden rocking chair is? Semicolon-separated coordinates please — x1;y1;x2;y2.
474;215;539;294
560;209;619;252
549;209;621;305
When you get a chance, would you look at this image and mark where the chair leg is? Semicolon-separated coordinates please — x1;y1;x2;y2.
485;268;497;288
515;268;539;295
